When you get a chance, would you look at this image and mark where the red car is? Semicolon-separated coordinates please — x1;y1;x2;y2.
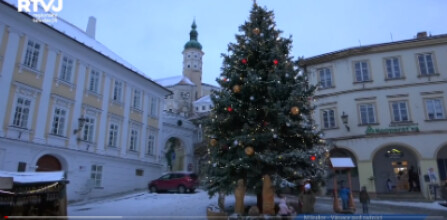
148;172;199;193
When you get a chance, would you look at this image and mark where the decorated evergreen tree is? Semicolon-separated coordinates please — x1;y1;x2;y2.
204;3;329;214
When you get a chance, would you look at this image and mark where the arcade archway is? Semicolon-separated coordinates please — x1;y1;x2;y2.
436;144;447;182
372;145;420;193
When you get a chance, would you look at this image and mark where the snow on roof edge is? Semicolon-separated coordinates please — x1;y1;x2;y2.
0;170;65;183
1;0;171;94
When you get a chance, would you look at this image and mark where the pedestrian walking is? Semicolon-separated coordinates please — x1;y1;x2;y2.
408;166;417;192
359;186;370;214
386;178;393;192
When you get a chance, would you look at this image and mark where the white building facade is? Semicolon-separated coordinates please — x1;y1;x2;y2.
300;32;447;199
0;1;171;202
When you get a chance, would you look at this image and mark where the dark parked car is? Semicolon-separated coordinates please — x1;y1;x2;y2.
148;172;199;193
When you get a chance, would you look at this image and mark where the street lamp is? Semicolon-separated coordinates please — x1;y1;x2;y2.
341;112;350;131
73;117;86;134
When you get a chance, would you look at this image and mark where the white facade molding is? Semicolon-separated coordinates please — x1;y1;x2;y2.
96;76;111;154
120;85;132;157
33;48;57;143
69;61;87;149
0;29;21;137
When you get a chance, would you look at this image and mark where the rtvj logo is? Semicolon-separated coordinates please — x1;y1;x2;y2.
17;0;63;23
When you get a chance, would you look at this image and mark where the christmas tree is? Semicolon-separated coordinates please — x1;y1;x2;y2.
204;3;329;213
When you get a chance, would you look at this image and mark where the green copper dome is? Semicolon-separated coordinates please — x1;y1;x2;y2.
184;20;202;50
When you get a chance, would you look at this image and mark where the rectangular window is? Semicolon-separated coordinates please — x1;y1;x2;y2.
59;56;74;82
17;162;27;172
129;129;139;151
147;133;155;155
90;165;103;187
425;98;445;120
13;97;31;128
51;107;67;136
322;109;336;129
354;61;370;82
133;89;141;109
108;123;119;147
89;70;100;93
391;101;410;122
113;81;122;102
150;97;157;117
23;40;41;69
417;53;435;75
136;169;144;176
82;116;95;142
318;67;333;89
359;103;376;124
385;57;401;79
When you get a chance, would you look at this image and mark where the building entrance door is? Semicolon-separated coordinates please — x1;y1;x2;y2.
36;155;62;172
392;160;409;192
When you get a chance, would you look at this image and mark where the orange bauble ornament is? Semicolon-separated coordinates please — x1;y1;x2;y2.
210;138;218;147
233;85;241;93
290;106;300;115
245;146;254;156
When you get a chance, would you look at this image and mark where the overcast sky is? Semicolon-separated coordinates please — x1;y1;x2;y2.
56;0;447;86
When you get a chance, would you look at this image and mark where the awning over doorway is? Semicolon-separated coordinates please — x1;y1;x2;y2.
330;157;356;169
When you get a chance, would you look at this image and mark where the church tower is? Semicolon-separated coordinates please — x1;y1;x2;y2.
182;20;204;100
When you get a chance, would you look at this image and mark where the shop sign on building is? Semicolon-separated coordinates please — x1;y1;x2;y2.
365;125;419;135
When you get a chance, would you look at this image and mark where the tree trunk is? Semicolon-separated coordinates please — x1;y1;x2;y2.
256;192;263;213
218;191;225;211
262;174;275;215
234;179;246;214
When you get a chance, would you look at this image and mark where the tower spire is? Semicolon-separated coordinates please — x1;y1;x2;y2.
184;20;202;50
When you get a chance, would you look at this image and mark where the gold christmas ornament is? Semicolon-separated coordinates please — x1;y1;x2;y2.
233;84;241;93
290;106;300;115
245;146;254;156
252;28;260;35
210;138;218;146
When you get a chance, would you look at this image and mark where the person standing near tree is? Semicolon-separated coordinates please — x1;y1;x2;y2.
339;185;350;210
408;166;417;192
359;186;370;214
299;183;316;214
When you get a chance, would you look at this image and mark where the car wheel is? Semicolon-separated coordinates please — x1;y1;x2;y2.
189;188;195;193
149;186;157;193
178;185;186;194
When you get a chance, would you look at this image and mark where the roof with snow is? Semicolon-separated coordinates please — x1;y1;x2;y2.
194;94;211;104
155;75;195;87
0;170;65;184
1;0;170;94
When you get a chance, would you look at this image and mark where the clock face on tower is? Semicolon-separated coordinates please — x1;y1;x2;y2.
181;92;190;100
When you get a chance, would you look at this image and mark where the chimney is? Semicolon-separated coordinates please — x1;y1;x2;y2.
416;31;427;39
86;16;96;39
